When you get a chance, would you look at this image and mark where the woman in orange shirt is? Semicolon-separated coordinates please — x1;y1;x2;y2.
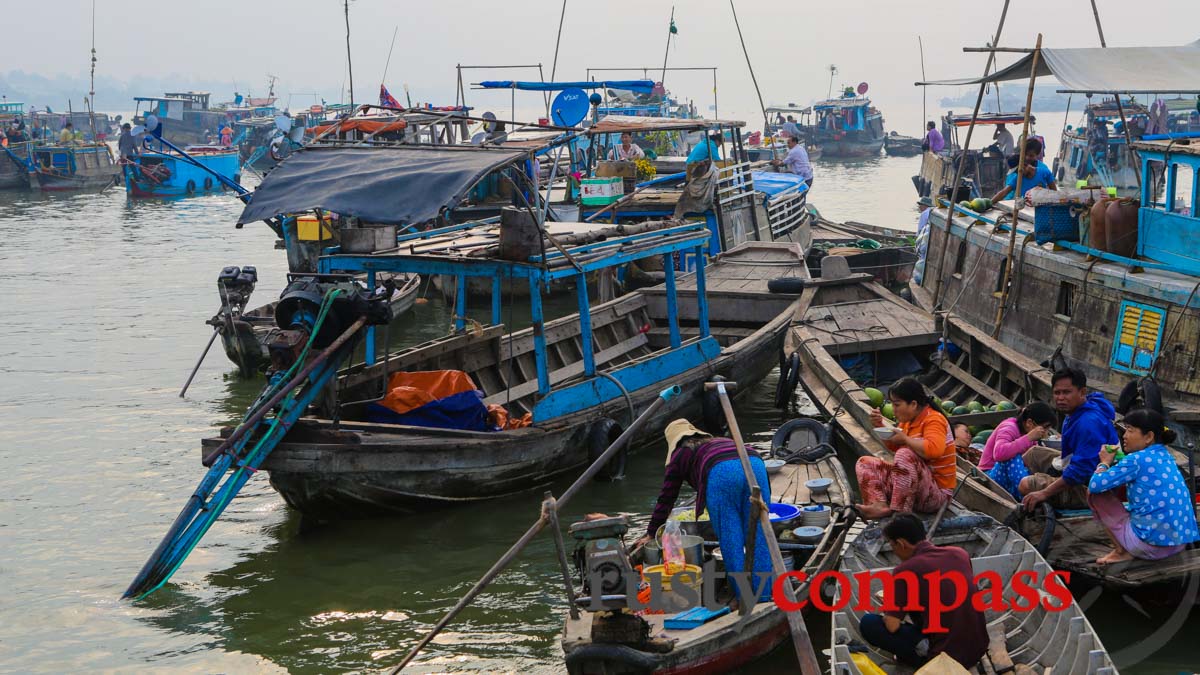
857;377;956;519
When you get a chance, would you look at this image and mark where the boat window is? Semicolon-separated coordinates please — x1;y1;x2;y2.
1055;281;1075;318
994;257;1008;295
953;239;968;275
1110;301;1166;375
1146;160;1167;208
1170;163;1195;217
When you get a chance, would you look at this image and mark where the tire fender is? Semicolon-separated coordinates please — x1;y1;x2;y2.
185;179;196;194
588;418;626;481
775;351;801;409
203;176;214;191
1116;377;1163;415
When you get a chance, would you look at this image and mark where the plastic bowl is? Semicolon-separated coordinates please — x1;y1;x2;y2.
873;426;896;440
792;525;826;544
805;477;833;495
768;502;802;523
764;458;787;474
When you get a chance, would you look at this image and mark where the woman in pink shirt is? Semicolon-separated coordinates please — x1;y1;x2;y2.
979;401;1056;498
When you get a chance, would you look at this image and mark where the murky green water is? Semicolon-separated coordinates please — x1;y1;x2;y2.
1;152;1196;673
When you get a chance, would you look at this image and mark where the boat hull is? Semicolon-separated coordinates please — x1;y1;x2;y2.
812;137;883;158
125;149;241;199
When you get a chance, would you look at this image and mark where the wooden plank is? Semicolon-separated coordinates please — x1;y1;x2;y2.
987;623;1015;674
340;324;506;390
940;359;1011;405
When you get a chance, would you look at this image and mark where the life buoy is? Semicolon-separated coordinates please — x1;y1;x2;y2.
1116;376;1164;415
774;351;801;409
185;179;196;194
701;375;728;435
203;176;213;191
588;418;626;481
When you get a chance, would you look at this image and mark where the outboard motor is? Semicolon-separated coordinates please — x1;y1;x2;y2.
267;273;392;371
208;265;258;332
569;515;634;611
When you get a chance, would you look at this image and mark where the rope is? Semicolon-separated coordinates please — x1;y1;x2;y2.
1149;279;1200;378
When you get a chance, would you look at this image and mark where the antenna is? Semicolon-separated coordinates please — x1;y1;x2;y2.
266;75;279;99
343;0;355;105
87;0;98;140
826;64;838;99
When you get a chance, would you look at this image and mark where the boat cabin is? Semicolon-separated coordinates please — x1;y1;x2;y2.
1133;139;1200;272
1053;98;1150;195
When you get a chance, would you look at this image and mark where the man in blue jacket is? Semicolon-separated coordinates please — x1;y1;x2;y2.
1019;368;1118;510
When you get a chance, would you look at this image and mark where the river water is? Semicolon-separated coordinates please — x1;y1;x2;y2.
1;140;1196;673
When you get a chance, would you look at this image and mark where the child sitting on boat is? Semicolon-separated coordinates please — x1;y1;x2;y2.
1088;408;1200;564
978;401;1056;498
857;378;956;519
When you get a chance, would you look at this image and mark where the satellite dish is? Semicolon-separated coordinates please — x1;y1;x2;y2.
482;111;497;133
470;132;486;145
145;114;160;132
857;82;869;95
130;124;146;137
274;114;293;133
550;87;589;127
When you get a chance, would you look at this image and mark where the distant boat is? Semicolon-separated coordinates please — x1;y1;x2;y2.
801;88;886;158
883;131;923;157
123;144;240;199
26;142;120;192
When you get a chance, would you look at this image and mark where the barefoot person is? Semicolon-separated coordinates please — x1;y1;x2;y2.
857;378;956;519
1020;368;1116;511
1088;408;1200;564
978;401;1056;499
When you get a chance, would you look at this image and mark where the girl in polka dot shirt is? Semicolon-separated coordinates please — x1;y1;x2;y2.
1088;408;1200;564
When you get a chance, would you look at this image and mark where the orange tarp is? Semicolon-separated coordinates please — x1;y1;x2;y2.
310;118;408;136
379;370;478;415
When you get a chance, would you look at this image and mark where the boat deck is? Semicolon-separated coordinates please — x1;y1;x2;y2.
800;290;938;353
675;242;808;296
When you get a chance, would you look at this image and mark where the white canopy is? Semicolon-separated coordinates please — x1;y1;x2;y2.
917;40;1200;94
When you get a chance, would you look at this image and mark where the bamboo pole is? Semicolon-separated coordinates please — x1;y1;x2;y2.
992;33;1043;339
930;0;1012;308
706;381;820;674
1089;0;1141;190
918;36;927;132
660;7;674;87
344;0;355;105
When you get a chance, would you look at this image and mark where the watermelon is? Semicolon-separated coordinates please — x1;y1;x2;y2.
967;401;985;413
882;403;895;420
941;400;956;413
997;401;1016;411
952;406;970;416
971;433;987;445
865;387;884;409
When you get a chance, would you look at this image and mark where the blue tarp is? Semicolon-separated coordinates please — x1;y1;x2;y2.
366;389;492;431
478;80;655;94
750;171;809;201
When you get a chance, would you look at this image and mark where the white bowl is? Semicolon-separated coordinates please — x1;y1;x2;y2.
764;459;787;474
873;426;896;440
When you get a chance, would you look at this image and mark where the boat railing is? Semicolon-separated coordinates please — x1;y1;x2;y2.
767;184;809;239
715;161;755;207
318;221;713;408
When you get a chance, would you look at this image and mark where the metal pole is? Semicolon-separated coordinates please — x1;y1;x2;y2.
550;0;567;82
179;328;220;398
712;68;719;119
992;34;1043;339
544;493;580;620
918;36;927;133
930;0;1012;308
344;0;355;106
729;0;775;159
660;7;674;88
1089;0;1141;190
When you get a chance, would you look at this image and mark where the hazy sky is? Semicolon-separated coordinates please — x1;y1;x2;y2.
3;0;1198;118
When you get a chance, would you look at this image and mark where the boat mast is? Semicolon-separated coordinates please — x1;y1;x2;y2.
87;0;98;140
1088;0;1140;190
344;0;355;106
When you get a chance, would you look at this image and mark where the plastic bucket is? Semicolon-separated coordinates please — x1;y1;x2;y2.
642;563;703;593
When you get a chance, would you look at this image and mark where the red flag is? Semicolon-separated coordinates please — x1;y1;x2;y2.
380;84;401;109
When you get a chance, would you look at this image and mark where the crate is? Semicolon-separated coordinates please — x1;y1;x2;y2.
1033;203;1080;244
296;215;336;241
581;176;624;206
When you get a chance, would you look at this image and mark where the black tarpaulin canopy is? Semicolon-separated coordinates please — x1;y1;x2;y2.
916;40;1200;94
237;146;528;225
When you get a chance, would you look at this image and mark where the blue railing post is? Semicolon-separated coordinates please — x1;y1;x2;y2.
694;245;710;338
491;274;502;326
663;253;681;348
455;274;467;332
530;274;550;395
366;271;377;364
577;272;595;376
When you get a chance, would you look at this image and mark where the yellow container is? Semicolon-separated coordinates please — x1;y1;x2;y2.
641;563;702;593
296;215;335;241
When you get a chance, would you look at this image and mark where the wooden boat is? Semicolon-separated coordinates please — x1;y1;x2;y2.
215;272;421;376
808;217;917;289
200;238;812;517
830;512;1118;674
803;94;885;159
785;275;1200;599
0;141;31;189
26;142;120;191
561;418;855;674
883;133;924;157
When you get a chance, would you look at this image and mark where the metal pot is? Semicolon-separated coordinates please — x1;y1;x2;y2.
645;535;705;566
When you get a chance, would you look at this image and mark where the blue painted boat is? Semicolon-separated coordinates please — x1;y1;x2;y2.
124;144;241;198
